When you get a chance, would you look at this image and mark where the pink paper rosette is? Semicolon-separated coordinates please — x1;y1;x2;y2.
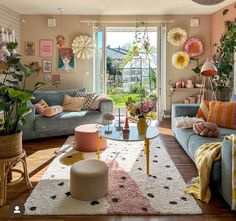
184;38;203;57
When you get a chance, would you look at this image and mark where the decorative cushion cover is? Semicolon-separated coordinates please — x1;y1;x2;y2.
63;94;86;112
175;116;204;128
193;121;219;137
196;100;209;121
43;105;63;117
207;101;236;129
76;92;95;110
35;99;49;114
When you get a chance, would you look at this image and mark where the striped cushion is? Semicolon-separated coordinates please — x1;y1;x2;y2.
35;99;49;114
207;101;236;129
196;100;209;121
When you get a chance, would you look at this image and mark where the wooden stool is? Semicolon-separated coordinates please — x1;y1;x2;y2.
0;150;32;206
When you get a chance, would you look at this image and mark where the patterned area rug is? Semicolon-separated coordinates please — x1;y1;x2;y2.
24;136;202;215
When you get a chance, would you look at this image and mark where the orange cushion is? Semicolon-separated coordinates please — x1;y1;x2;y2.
196;100;209;121
207;101;236;129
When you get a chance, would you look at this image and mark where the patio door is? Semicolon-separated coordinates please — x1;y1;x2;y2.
94;26;106;94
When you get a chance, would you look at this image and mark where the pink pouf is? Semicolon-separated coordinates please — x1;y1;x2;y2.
74;124;107;152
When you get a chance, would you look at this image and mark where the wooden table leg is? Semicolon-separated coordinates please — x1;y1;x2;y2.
145;138;150;175
97;134;101;160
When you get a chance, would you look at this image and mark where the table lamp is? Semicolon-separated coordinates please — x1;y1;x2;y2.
199;59;218;102
103;112;114;134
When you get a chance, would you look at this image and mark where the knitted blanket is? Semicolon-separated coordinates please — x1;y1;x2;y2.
185;134;236;210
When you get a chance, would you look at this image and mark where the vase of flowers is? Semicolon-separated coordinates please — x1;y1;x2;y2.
126;97;155;135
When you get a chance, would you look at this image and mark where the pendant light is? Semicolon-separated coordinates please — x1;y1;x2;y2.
192;0;225;5
56;8;65;47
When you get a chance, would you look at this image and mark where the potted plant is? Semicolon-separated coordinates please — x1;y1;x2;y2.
212;7;236;101
0;41;46;158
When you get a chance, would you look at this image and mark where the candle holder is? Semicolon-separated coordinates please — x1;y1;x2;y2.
116;108;123;131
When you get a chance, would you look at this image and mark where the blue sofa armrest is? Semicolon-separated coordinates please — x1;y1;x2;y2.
221;139;234;209
98;100;113;113
21;101;35;140
172;104;199;118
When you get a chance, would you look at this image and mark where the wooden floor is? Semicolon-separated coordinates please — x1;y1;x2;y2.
0;119;236;220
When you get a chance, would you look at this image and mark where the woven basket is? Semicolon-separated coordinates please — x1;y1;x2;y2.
0;131;22;159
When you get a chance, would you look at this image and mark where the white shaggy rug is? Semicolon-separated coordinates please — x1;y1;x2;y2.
24;136;202;215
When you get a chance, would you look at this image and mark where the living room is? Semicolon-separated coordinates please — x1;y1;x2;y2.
0;0;236;220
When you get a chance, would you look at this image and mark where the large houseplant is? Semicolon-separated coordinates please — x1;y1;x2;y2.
0;41;45;158
212;7;236;101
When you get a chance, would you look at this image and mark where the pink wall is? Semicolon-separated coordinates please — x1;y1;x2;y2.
211;3;235;55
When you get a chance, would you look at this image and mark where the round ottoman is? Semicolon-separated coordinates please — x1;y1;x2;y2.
70;159;108;200
74;124;107;152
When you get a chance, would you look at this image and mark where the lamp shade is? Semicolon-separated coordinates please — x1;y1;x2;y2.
200;59;218;77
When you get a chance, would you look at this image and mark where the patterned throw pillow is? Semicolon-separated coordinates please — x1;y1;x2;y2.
76;92;95;110
63;94;86;112
207;101;236;129
196;100;209;121
35;99;49;114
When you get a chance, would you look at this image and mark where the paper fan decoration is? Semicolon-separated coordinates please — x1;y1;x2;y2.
184;38;203;57
172;51;190;69
72;35;95;59
167;27;187;46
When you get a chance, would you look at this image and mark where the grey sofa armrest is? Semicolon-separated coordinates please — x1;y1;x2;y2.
98;100;113;113
221;139;234;209
21;101;35;140
172;104;200;118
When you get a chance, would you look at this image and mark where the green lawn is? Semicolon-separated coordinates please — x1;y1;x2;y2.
108;93;142;108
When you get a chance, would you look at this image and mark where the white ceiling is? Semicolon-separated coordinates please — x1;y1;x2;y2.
1;0;235;15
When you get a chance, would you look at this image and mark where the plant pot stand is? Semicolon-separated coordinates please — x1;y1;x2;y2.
0;150;32;206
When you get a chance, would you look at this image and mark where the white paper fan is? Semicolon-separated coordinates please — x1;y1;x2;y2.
72;35;95;59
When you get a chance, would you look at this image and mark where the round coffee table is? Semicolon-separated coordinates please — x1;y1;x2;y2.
97;125;159;175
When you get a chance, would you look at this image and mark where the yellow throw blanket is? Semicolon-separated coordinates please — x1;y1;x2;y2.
185;134;236;210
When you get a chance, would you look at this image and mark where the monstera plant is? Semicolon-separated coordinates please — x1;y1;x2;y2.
0;41;46;158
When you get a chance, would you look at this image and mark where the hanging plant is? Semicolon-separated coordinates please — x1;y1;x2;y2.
184;38;203;57
72;35;95;59
172;51;190;69
167;27;187;46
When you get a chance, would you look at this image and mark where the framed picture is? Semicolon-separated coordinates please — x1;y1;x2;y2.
53;74;61;84
57;47;75;72
42;59;52;73
25;41;35;56
39;39;53;58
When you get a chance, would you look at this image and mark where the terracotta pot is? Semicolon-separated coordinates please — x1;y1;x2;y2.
137;118;151;135
0;131;22;159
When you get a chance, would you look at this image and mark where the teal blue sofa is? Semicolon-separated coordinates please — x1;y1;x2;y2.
172;95;236;210
22;89;113;140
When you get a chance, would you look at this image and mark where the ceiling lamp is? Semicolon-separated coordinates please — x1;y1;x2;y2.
192;0;225;5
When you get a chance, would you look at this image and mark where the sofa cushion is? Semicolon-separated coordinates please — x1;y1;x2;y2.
207;101;236;129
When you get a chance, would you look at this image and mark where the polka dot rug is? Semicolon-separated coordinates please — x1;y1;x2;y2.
24;136;202;215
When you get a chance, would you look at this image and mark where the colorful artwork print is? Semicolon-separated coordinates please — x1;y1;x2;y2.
40;40;53;58
42;59;52;73
57;48;75;72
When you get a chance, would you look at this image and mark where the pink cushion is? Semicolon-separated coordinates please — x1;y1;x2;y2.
74;124;107;152
193;121;219;137
35;99;49;114
43;105;63;117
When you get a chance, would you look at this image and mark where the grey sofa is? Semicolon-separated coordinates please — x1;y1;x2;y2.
22;89;113;140
172;95;236;209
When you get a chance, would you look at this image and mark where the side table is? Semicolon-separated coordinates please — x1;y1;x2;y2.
0;150;32;206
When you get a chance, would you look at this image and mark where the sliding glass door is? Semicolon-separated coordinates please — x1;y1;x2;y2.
94;27;106;94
